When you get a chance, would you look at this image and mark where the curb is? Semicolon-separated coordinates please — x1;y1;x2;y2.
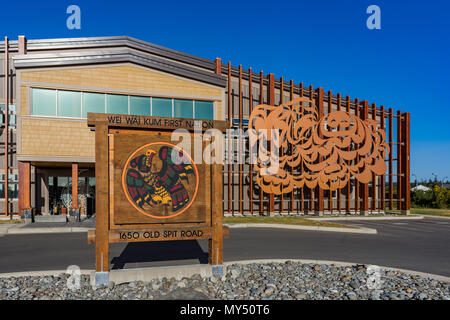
0;269;93;278
418;215;450;220
305;215;424;221
0;265;215;286
1;227;94;235
0;259;448;284
1;224;377;235
224;259;450;283
225;223;377;234
92;264;215;286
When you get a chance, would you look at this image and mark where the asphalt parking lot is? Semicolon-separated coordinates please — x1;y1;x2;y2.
0;217;448;276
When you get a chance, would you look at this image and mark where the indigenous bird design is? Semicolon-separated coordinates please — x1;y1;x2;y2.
125;146;195;212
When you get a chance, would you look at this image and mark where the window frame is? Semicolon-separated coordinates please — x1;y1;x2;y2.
30;87;216;121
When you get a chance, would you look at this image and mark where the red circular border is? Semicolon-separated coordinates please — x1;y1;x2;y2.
121;142;199;219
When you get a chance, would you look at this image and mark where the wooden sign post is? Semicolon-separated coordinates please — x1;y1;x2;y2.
87;113;228;286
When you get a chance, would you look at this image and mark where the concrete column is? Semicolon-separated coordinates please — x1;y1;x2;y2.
71;163;79;209
18;161;32;219
70;163;80;221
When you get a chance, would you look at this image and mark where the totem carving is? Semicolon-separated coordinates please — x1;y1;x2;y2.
249;97;389;194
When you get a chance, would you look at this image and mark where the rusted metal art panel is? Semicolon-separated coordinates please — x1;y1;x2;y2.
249;97;390;196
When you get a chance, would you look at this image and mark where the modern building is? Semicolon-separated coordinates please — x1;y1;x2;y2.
0;36;410;218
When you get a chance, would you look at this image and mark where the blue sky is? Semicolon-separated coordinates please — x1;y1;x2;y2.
0;0;448;181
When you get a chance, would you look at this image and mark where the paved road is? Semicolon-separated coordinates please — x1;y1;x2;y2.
0;218;449;276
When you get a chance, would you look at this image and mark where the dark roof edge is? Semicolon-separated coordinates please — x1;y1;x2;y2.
13;49;226;88
1;36;216;70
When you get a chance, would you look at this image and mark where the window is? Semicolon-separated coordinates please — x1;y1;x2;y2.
0;184;18;199
152;98;172;117
58;90;81;118
32;88;56;116
174;99;193;119
107;94;128;115
1;104;16;128
0;172;18;199
82;92;105;118
30;88;215;120
195;101;214;120
130;96;150;116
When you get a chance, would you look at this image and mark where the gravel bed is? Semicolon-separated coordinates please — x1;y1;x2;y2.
1;262;449;300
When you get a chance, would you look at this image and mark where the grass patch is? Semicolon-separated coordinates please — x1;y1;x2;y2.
223;216;356;229
0;219;23;224
409;208;450;217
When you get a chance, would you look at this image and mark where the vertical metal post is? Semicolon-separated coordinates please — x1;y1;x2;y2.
214;58;221;75
371;103;377;212
402;112;410;214
380;106;386;212
316;88;324;215
397;110;402;211
279;77;284;213
328;90;333;214
259;71;264;214
268;73;275;213
248;68;253;215
361;101;369;215
238;65;243;214
336;93;341;214
346;96;351;213
4;36;9;217
309;85;314;213
354;98;359;213
289;79;294;213
227;62;232;215
299;83;304;213
388;108;394;210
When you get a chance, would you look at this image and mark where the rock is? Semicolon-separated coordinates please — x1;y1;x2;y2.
418;293;428;300
231;269;240;279
160;287;210;300
151;283;160;291
264;286;275;296
346;292;357;300
0;262;447;301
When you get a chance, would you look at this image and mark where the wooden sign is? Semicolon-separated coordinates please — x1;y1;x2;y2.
87;113;228;283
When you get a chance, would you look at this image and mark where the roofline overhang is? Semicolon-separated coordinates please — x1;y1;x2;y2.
2;36;216;71
12;48;226;88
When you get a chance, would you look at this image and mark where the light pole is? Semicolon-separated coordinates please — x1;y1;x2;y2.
412;174;417;188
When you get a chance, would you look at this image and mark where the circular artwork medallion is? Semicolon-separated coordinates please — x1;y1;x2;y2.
122;142;198;219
